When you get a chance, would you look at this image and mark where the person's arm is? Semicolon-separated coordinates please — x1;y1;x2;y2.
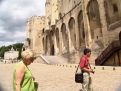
15;64;25;91
88;63;95;74
81;67;93;73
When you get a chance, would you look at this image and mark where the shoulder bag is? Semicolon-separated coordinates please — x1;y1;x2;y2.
75;61;83;83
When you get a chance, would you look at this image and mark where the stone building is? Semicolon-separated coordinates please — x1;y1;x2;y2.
26;16;45;54
4;47;19;63
26;0;121;65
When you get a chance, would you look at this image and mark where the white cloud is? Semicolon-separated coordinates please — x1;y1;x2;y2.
0;0;45;19
13;31;26;39
0;28;6;34
0;0;46;46
0;41;17;47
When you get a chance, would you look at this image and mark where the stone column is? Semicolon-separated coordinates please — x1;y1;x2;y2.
98;0;108;47
75;17;80;50
66;26;75;52
82;0;92;48
59;28;63;54
54;33;59;55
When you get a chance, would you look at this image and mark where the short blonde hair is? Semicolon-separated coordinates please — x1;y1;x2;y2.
21;49;35;59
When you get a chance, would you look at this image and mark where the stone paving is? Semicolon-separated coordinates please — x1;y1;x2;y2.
0;62;121;91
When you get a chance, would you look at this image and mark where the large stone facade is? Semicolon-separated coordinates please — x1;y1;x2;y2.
26;0;121;64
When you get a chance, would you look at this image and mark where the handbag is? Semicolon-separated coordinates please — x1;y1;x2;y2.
75;59;93;83
75;61;83;83
75;72;83;83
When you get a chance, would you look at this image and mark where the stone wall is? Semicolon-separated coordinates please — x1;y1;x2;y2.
26;0;121;64
26;16;45;54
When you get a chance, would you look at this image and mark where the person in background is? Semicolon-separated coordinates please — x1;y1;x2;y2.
13;49;38;91
80;48;94;91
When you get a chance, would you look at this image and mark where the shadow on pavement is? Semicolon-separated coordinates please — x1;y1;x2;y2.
0;84;5;91
116;84;121;91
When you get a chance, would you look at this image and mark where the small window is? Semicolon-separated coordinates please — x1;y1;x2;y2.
113;4;118;13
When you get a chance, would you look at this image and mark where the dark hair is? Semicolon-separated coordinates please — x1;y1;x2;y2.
83;48;91;55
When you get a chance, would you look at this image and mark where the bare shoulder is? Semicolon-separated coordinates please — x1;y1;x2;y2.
15;62;25;83
16;63;25;73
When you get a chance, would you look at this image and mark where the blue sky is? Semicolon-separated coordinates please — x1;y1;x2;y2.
0;0;46;46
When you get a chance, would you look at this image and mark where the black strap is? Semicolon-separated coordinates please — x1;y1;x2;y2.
75;60;81;74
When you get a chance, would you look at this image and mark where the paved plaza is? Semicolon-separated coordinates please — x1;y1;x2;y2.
0;62;121;91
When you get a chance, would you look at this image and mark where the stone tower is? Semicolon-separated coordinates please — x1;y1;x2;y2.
26;16;45;54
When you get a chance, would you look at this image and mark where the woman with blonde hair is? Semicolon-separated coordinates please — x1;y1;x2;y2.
13;49;37;91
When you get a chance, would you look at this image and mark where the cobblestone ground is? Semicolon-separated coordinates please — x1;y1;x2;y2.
0;62;121;91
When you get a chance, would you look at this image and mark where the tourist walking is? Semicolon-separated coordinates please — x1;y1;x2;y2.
80;48;94;91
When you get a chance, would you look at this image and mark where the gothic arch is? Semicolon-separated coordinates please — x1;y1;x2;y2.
68;17;76;48
87;0;102;39
61;23;69;51
55;28;60;49
77;11;85;48
50;31;55;55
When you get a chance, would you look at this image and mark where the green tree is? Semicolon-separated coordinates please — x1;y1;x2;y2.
13;43;23;59
0;46;6;58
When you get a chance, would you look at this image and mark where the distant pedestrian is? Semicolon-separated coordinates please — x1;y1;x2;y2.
13;49;38;91
80;48;94;91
